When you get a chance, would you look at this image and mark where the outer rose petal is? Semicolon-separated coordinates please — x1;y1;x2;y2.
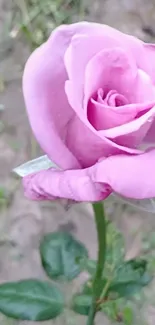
142;44;155;83
23;149;155;202
92;149;155;199
143;44;155;145
23;168;110;202
23;29;80;170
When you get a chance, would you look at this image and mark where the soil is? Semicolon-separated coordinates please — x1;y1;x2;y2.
0;0;155;324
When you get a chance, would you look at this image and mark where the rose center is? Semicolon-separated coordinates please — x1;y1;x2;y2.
87;88;131;131
96;88;129;107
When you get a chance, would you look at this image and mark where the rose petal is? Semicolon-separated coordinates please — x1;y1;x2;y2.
134;69;155;103
66;115;141;167
23;168;110;202
24;22;131;169
101;104;155;147
84;48;155;107
92;148;155;199
103;90;128;106
84;48;135;107
64;34;122;111
23;22;155;170
65;48;143;167
64;28;148;112
23;148;155;201
140;44;155;83
23;28;81;169
144;120;155;143
88;100;154;131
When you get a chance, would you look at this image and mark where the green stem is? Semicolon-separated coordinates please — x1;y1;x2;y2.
86;202;107;325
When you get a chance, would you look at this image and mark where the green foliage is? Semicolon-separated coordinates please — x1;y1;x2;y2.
84;223;124;278
104;223;124;277
0;187;11;209
123;306;134;325
73;223;152;325
0;187;6;201
102;300;134;324
107;259;152;299
72;294;92;315
0;224;153;324
13;0;84;48
102;300;122;322
73;256;151;318
0;279;64;321
40;232;88;280
84;259;96;276
82;280;93;295
84;225;152;299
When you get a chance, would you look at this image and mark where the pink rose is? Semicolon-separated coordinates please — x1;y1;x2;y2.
23;22;155;202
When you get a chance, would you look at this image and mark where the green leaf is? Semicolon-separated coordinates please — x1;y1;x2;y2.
123;306;134;325
72;294;92;315
103;223;124;278
0;279;64;321
102;300;121;322
84;259;96;276
108;259;152;298
40;232;88;280
82;280;93;295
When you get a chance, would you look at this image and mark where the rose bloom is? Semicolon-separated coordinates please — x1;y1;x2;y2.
23;22;155;202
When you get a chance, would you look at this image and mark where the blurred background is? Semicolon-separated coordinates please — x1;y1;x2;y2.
1;0;155;324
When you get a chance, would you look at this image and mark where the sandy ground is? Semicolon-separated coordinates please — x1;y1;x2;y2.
1;0;155;324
